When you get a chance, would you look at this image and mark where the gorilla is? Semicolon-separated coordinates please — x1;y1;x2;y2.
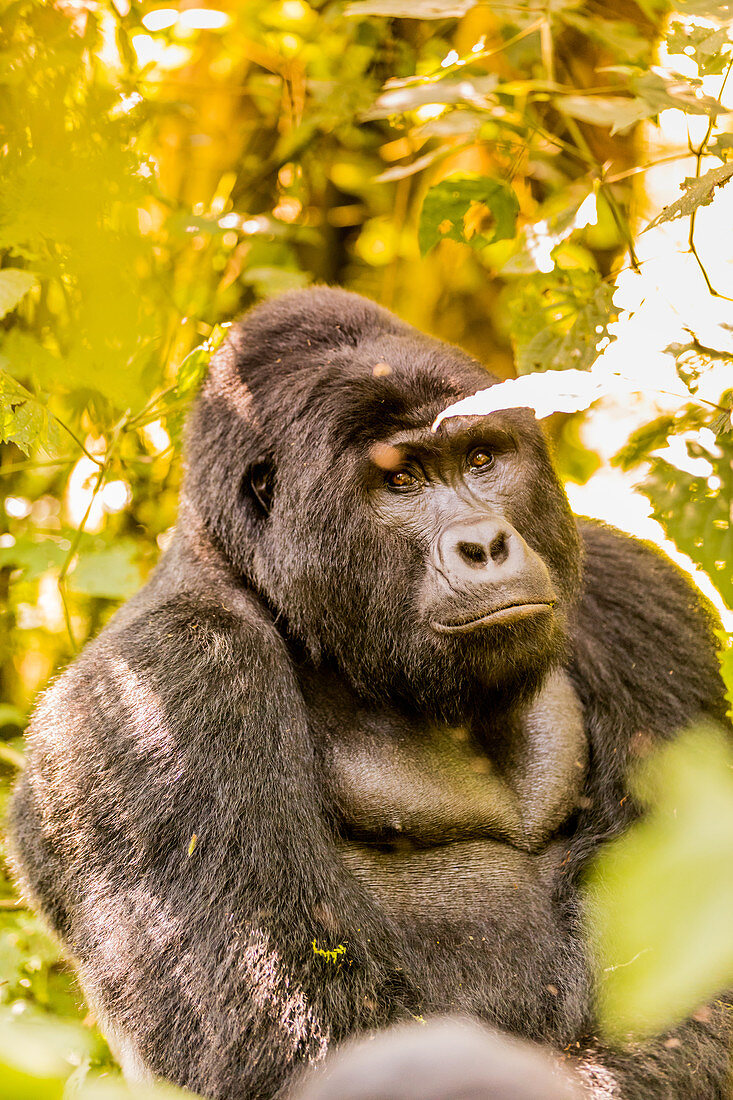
10;287;732;1099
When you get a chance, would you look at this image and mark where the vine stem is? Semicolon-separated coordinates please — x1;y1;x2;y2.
57;412;129;652
687;58;733;302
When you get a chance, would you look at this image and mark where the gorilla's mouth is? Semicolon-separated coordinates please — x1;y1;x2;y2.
430;601;555;634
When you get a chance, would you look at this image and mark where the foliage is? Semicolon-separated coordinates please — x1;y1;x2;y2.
0;0;731;1080
584;726;733;1040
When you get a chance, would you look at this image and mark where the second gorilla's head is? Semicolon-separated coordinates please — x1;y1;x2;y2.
184;287;582;720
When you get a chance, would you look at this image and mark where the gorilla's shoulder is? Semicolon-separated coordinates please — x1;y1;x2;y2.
577;518;717;623
571;518;726;727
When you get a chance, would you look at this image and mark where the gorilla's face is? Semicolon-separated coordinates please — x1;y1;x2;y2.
238;343;581;721
185;289;582;721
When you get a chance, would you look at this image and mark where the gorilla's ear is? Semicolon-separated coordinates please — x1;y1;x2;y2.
243;461;275;517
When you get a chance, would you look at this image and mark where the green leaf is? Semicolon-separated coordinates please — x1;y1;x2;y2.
175;324;230;399
419;175;518;256
645;163;733;230
677;0;732;17
586;725;733;1040
242;267;311;298
0;373;64;456
0;705;25;729
505;270;616;374
69;542;144;600
0;537;69;581
665;22;732;76
631;68;724;117
79;1076;191;1099
0;271;38;320
637;434;733;606
605;417;682;472
346;0;476;17
707;133;733;162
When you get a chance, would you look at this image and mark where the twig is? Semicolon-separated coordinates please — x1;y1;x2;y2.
57;413;129;651
687;59;733;302
0;457;78;476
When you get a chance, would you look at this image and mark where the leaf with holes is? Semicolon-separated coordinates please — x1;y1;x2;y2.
506;271;617;375
645;164;733;231
419;175;518;256
0;372;63;456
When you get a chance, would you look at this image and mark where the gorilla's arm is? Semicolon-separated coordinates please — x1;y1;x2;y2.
10;563;402;1100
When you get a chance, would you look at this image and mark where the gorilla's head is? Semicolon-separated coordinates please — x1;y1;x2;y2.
184;287;582;720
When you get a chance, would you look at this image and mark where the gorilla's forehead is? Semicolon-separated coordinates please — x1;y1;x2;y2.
284;333;500;448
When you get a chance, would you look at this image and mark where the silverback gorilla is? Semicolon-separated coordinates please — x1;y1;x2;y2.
10;288;732;1099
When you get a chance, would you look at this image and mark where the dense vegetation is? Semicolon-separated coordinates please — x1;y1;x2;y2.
0;0;731;1093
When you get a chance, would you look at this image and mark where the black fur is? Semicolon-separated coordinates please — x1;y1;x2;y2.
9;288;732;1099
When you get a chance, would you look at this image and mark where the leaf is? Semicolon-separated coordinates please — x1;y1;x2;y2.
677;0;733;17
418;175;518;256
0;373;64;456
175;324;230;399
345;0;476;17
613;415;678;470
432;368;612;430
585;726;733;1040
69;543;144;600
242;267;311;298
0;1009;97;1085
631;68;724;117
0;271;38;320
665;22;732;76
367;76;497;118
375;147;453;182
0;705;25;729
707;133;733;162
0;537;69;581
642;454;733;606
645;163;733;230
505;271;617;375
558;95;651;134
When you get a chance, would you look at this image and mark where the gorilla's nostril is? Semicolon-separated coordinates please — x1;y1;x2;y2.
457;541;488;566
489;532;509;565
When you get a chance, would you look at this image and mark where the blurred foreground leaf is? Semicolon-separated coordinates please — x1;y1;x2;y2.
69;543;144;601
585;725;733;1040
0;1012;190;1099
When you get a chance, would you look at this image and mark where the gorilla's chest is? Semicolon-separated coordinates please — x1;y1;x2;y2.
308;670;588;918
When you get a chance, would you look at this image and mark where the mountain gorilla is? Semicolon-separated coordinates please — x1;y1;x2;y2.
10;288;732;1099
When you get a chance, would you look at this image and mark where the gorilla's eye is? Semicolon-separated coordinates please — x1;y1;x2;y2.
468;448;495;471
385;470;420;493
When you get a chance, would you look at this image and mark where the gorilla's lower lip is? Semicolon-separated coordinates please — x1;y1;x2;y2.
430;602;555;634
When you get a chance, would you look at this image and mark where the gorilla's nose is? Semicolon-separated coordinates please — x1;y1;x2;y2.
437;518;533;587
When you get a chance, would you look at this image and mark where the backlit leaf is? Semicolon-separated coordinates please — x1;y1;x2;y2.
645;163;733;230
346;0;476;17
0;271;38;320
